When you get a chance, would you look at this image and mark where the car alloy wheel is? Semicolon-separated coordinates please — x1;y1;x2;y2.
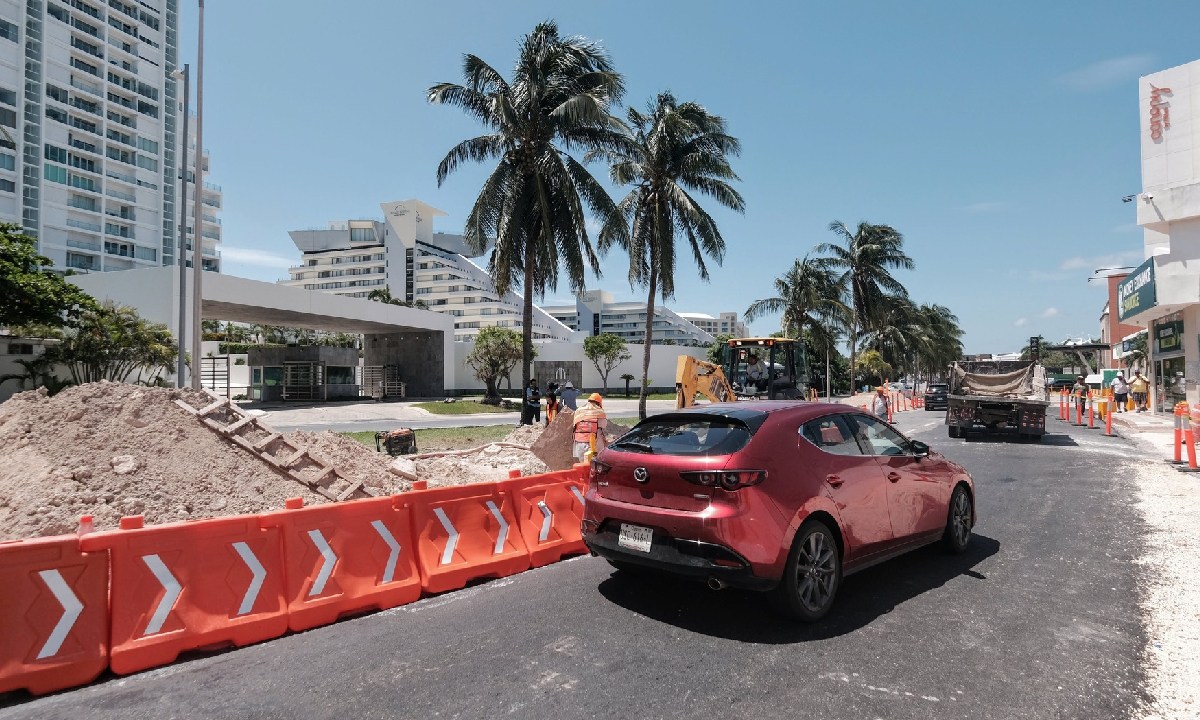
771;520;841;622
943;485;973;554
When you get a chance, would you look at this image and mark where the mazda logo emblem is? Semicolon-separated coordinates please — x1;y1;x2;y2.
633;467;649;483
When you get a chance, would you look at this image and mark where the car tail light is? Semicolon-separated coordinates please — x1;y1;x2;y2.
679;470;766;491
590;459;612;483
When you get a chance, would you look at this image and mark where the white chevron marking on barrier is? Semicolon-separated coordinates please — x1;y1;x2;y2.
306;530;337;597
370;520;401;584
35;569;84;659
485;500;509;555
433;508;459;566
536;501;553;543
569;486;585;505
142;554;181;635
231;542;265;616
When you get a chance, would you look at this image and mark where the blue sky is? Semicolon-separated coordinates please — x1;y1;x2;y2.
177;1;1200;354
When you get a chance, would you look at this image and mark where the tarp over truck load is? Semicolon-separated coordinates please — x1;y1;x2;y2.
949;361;1047;401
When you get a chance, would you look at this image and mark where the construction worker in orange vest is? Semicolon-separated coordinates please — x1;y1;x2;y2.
572;393;608;462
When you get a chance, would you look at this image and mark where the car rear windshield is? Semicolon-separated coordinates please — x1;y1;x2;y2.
609;417;754;456
929;384;948;391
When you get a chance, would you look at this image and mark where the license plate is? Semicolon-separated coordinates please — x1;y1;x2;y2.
618;523;653;553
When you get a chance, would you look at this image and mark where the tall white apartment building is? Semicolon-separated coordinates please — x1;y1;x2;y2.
542;290;716;346
677;311;747;338
0;0;219;273
280;198;577;343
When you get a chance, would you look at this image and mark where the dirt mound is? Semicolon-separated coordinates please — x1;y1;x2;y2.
0;382;327;541
0;383;583;541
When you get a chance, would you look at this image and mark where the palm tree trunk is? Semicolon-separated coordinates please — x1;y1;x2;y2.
521;239;535;420
848;318;858;393
639;272;657;420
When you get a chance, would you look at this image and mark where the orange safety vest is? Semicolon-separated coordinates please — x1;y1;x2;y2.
546;398;560;422
573;418;598;443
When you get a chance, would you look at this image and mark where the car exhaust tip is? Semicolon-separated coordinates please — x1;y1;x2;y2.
707;577;728;591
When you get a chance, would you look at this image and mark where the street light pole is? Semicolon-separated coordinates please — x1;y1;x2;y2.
190;0;205;391
172;64;190;388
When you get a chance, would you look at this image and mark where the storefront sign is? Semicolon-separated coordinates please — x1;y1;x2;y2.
1155;319;1184;355
1117;258;1156;321
1149;84;1172;141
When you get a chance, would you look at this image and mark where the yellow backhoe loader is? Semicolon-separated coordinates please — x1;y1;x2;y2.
675;337;810;409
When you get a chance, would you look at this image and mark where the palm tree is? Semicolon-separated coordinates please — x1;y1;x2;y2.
861;297;925;378
815;221;913;392
916;303;963;382
596;92;744;419
745;256;845;338
428;21;626;389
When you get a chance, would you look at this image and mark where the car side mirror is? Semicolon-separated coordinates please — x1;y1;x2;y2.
909;440;930;457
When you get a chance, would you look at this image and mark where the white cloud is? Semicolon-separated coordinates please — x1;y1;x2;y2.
1014;317;1028;327
220;246;296;268
1041;307;1059;318
964;202;1007;213
1060;54;1157;91
1059;249;1144;273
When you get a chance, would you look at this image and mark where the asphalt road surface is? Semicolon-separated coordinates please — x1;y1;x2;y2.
1;409;1151;719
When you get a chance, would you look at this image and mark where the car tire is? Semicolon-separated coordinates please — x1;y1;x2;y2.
942;485;973;554
770;519;842;622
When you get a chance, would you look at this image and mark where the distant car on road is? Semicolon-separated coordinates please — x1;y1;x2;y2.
888;381;913;398
1046;377;1074;391
582;402;976;621
924;382;949;410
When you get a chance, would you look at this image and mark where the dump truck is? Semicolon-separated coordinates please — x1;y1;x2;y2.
945;360;1050;440
675;337;810;408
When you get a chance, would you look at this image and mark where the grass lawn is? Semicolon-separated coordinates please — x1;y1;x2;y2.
413;400;516;415
343;425;515;452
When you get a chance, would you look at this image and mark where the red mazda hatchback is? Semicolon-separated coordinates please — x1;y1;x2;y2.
582;401;975;621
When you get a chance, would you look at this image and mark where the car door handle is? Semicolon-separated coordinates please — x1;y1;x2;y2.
826;474;844;488
887;472;902;483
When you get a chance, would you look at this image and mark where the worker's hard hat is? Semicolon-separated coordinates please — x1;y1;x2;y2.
588;393;603;405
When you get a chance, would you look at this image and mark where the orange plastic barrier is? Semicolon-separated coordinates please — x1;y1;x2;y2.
0;533;109;695
408;483;530;594
261;496;422;632
500;468;589;568
80;514;288;676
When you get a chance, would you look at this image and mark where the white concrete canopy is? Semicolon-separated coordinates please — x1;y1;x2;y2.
69;266;455;390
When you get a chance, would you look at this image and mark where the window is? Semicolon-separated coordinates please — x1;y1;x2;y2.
137;137;158;154
8;343;35;355
0;179;14;193
70;57;100;76
847;414;911;456
44;164;68;184
0;87;14;106
611;416;756;457
69;155;97;173
135;154;157;171
0;18;18;42
0;153;13;171
69;174;97;191
800;415;864;457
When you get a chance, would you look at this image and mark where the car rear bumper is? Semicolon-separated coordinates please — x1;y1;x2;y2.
584;522;777;591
